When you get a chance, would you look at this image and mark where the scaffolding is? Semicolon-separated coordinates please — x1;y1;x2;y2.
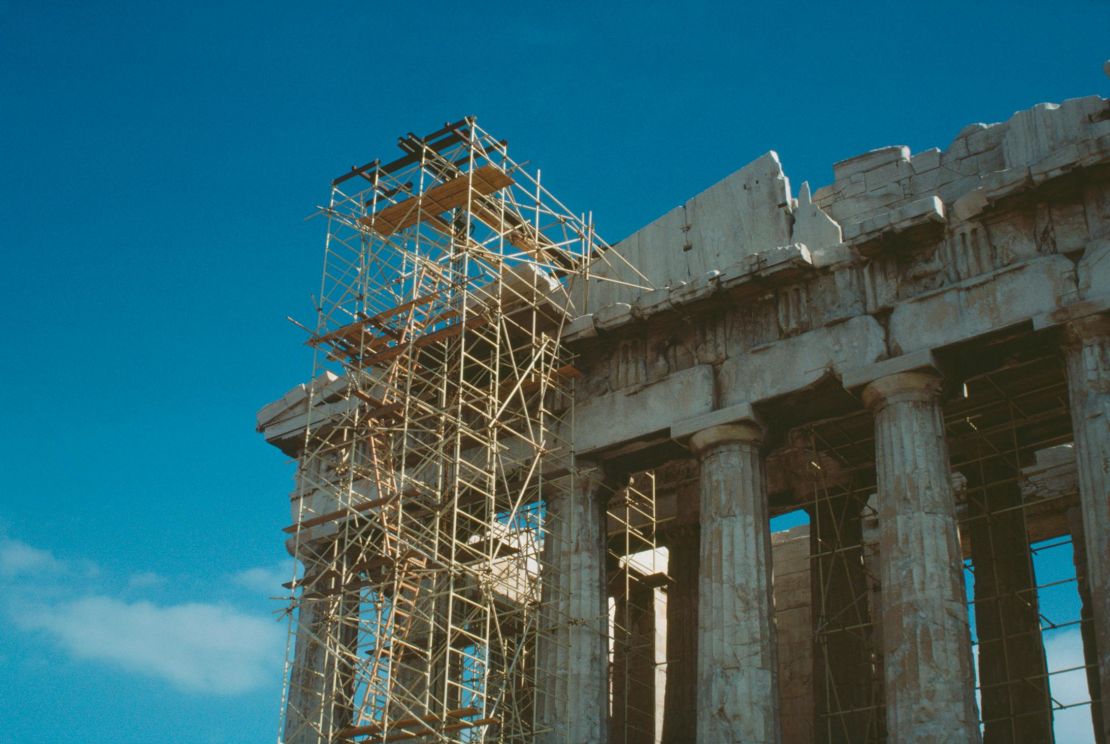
279;118;648;743
271;117;1101;744
789;333;1100;742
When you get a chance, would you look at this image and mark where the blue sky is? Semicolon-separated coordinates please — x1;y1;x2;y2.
1;1;1107;741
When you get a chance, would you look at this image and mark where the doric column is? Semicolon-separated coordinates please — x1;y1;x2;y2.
682;412;781;743
285;560;332;744
285;540;357;744
661;523;699;743
809;490;875;743
855;363;980;741
964;454;1051;742
537;466;620;744
1068;507;1107;744
1064;314;1110;743
610;576;657;744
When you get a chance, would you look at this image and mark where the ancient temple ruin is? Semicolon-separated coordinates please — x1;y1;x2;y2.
258;95;1110;742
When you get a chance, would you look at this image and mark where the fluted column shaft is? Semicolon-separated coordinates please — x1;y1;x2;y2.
1064;315;1110;744
537;467;614;744
662;524;699;743
611;578;657;744
862;372;980;742
1067;507;1107;744
691;422;781;743
810;491;875;743
285;544;356;744
285;561;331;744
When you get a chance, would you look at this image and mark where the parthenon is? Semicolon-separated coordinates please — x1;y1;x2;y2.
258;93;1110;742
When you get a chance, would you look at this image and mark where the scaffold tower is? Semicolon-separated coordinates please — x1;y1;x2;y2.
279;118;649;743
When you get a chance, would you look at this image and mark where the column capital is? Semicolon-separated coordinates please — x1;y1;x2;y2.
570;462;630;505
689;422;763;455
861;370;944;412
842;349;940;391
672;401;764;452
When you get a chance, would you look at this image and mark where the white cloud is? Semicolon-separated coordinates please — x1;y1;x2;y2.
0;537;63;578
970;627;1095;743
16;595;284;695
127;571;167;590
232;562;295;596
1044;628;1097;743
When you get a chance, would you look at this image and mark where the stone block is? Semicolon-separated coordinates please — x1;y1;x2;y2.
671;401;759;441
945;153;984;178
719;315;887;406
811;183;839;207
1002;98;1105;170
863;160;906;190
1078;132;1110;165
833;145;911;181
909;166;957;195
935;175;987;207
946;135;970;160
1032;296;1109;331
670;270;720;306
264;396;360;455
1078;239;1110;299
771;572;811;612
840;349;938;391
974;146;1006;175
827;189;905;231
865;179;905;201
1029;143;1081;183
571;364;715;454
718;254;763;290
594;302;633;331
563;313;597;342
808;243;854;269
257;370;341;430
890;255;1077;354
981;166;1031;201
684;151;793;266
966;123;1006;155
570;151;798;312
911;147;942;174
633;287;673;318
952;188;989;222
791;181;842;255
843;195;945;243
757;244;814;280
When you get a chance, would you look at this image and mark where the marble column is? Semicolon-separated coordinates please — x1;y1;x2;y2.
1064;315;1110;744
536;467;619;744
610;578;657;744
1067;507;1106;744
965;455;1051;742
690;421;781;743
285;541;356;744
661;524;699;744
285;565;331;744
810;490;875;743
861;370;980;742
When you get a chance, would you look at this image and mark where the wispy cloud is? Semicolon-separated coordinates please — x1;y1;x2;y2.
2;534;286;697
15;595;284;695
232;561;295;596
1044;628;1097;743
976;626;1098;742
0;536;63;578
126;571;167;590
